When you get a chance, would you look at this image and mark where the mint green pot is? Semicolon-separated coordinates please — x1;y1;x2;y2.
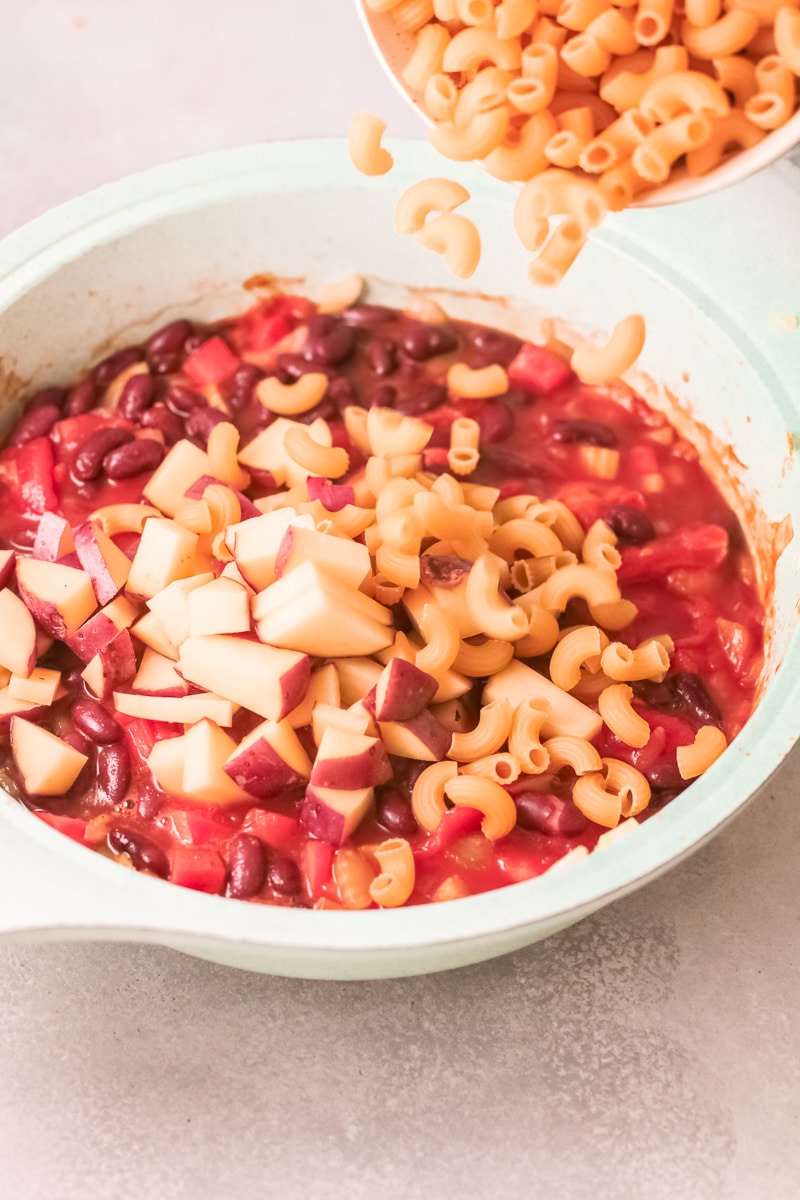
0;141;797;979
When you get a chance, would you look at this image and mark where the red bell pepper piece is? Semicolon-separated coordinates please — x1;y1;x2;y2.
182;336;240;386
618;524;729;585
170;845;227;893
415;805;483;858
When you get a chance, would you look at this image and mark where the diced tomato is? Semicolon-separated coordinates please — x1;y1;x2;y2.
182;336;240;386
618;524;729;585
122;717;183;765
301;839;334;904
36;812;88;844
170;809;233;847
243;808;301;850
228;295;313;356
11;437;58;515
415;806;483;859
170;845;227;893
508;343;572;394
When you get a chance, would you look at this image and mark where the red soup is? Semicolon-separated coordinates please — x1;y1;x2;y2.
0;293;764;908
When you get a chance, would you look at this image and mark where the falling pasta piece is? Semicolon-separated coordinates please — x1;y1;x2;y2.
348;111;394;176
571;314;646;385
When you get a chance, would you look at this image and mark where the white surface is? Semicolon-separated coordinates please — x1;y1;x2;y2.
1;2;799;1196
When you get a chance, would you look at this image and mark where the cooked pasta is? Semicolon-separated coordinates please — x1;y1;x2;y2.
508;697;551;772
283;425;349;479
466;553;530;639
449;697;514;760
600;637;671;681
598;682;651;747
550;625;609;691
411;759;459;831
443;774;518;839
369;838;416;907
544;734;604;774
256;373;329;416
677;724;728;779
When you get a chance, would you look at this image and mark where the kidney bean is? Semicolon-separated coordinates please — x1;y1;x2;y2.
66;379;96;416
227;833;267;900
515;792;588;837
364;340;398;377
103;437;165;480
27;386;67;411
165;385;206;417
73;427;135;481
9;403;61;447
108;827;169;878
646;760;684;791
145;318;193;361
369;384;396;408
341;304;398;328
275;353;333;383
266;852;301;897
634;672;721;727
551;419;618;448
97;743;132;806
72;698;123;744
401;323;458;361
467;325;522;367
185;406;226;445
671;672;722;726
303;315;356;366
395;382;448;417
420;554;472;589
326;376;356;410
375;788;419;837
139;405;184;445
137;784;164;821
221;363;264;411
605;504;656;546
117;373;157;421
475;402;514;444
93;346;143;389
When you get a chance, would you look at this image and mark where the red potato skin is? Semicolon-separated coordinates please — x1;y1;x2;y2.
90;629;137;698
275;655;312;722
380;709;452;761
300;787;360;847
223;738;309;799
184;475;260;520
32;513;72;562
309;742;393;790
16;583;71;640
272;527;295;580
374;658;439;722
72;522;124;605
0;702;47;731
66;612;119;663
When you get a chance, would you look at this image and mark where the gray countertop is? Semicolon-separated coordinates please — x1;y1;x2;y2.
1;3;799;1197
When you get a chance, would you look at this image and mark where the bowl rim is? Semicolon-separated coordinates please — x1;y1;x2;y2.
352;0;800;209
0;137;798;956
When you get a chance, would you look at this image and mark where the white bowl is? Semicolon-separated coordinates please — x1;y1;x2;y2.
0;140;798;979
355;0;800;207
